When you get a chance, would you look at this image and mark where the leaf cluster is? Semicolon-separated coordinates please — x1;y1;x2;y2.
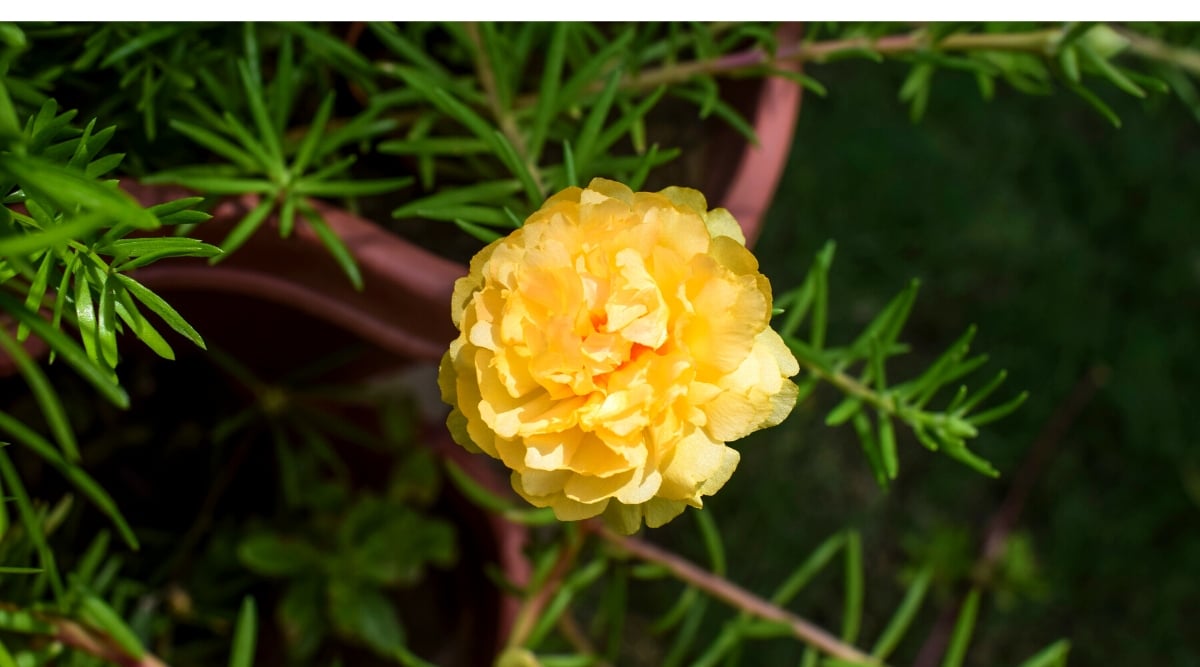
0;29;215;611
775;242;1026;483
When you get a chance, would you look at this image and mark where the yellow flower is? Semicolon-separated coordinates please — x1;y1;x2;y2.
438;178;799;533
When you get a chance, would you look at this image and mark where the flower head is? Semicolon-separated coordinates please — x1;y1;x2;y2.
439;178;799;533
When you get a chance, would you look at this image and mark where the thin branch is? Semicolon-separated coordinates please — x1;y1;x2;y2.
54;616;170;667
505;526;584;649
1118;28;1200;77
592;525;880;666
911;365;1109;667
0;603;173;667
557;610;614;667
619;28;1061;93
798;358;898;413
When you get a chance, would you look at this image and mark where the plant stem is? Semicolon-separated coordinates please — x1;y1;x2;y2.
798;358;897;413
1118;28;1200;76
557;610;613;667
911;366;1108;667
57;617;170;667
593;525;880;666
505;525;584;649
0;603;173;667
464;22;546;197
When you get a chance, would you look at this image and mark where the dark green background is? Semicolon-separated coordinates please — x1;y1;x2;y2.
657;60;1200;665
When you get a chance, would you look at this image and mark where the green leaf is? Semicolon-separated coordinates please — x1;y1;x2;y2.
967;390;1029;426
106;237;222;259
0;78;20;140
278;580;325;660
660;596;708;667
98;24;175;67
292;176;413;198
0;607;54;634
114;290;174;360
238;60;283;166
115;273;205;350
853;412;888;487
0;155;159;229
291;92;335;177
0;412;138;548
378;136;490;156
145;196;207;219
626;143;661;191
80;595;144;659
442;458;514;513
573;67;622;168
810;242;835;349
1017;640;1071;667
85;153;124;179
370;22;460;89
74;530;111;586
0;328;80;461
841;530;863;644
878;409;898;480
270;32;296;135
1059;46;1081;84
491;130;542;206
899;325;977;406
848;279;919;360
593;85;667;159
328;582;406;656
229;597;257;667
771;68;829;96
826;397;863;426
168;119;260;172
694;510;726;576
557;28;634;114
97;272;118;368
0;214;106;257
529;23;569;160
1068;83;1121;128
391;180;522;219
13;239;56;335
526;558;606;649
453;219;503;243
0;292;127;407
300;203;362;290
561;139;578;188
941;589;981;667
770;531;846;607
1078;43;1145;98
0;449;62;600
238;533;323;577
347;506;456;586
148;171;276;195
871;566;933;659
391;66;496;147
412;204;512;226
290;155;352;190
672;86;759;144
215;197;274;258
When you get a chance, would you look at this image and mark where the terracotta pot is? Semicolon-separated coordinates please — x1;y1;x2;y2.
694;22;804;246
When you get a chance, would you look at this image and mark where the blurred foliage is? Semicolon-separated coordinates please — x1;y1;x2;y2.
705;54;1200;665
